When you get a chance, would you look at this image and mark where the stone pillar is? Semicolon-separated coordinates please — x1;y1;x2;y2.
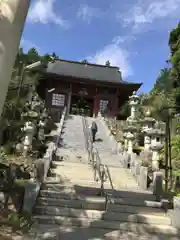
124;133;128;151
127;132;134;154
152;148;160;170
38;120;45;141
67;90;72;115
0;0;30;117
22;121;35;157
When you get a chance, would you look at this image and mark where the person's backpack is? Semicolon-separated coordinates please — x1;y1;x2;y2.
91;121;98;131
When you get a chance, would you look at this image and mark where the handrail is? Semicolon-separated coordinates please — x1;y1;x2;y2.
105;165;114;190
81;115;114;210
55;106;67;152
82;115;93;162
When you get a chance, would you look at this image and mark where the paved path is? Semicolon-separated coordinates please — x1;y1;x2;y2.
86;117;124;167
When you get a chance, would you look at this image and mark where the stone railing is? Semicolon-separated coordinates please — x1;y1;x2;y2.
21;107;67;214
82;115;93;163
40;106;67;181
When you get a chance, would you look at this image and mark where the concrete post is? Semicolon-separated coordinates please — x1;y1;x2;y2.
0;0;30;117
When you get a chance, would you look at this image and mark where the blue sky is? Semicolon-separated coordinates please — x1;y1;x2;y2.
21;0;180;93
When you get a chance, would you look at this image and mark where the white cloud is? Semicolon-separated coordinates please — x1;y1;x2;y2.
119;0;180;30
77;4;100;23
27;0;68;27
112;35;136;45
87;42;132;78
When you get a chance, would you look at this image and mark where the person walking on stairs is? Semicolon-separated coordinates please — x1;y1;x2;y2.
91;121;98;142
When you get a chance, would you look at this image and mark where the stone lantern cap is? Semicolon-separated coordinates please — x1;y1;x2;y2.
123;124;137;133
23;121;34;132
145;128;165;137
22;111;39;118
126;132;135;140
143;120;165;136
129;91;140;106
140;117;156;125
126;116;138;125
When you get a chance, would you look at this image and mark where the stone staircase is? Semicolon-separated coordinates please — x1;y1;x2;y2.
31;160;179;239
30;115;180;239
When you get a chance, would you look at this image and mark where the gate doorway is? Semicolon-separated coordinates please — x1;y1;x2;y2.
70;95;94;117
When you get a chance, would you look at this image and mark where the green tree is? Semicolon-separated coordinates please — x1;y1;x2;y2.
168;22;180;108
140;67;175;120
26;48;41;64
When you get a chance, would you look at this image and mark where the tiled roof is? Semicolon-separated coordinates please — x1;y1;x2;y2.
46;59;123;83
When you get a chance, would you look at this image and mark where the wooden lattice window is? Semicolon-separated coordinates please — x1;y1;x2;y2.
99;100;108;113
52;93;65;106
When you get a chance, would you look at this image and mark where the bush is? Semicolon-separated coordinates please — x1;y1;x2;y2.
8;211;33;233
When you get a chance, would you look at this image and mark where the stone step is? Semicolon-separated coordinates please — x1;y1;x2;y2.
42;182;111;191
52;161;91;168
40;178;154;198
113;197;161;207
112;189;155;201
54;158;89;165
37;196;106;211
38;188;162;208
37;196;164;215
33;215;178;236
34;206;171;225
108;203;164;214
39;185;111;198
41;184;154;202
30;225;180;240
56;149;88;156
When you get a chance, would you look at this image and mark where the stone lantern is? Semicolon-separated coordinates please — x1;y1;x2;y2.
38;118;46;142
123;132;128;151
149;122;165;171
123;124;137;152
31;93;42;114
21;91;46;156
22;121;34;156
122;92;140;153
141;109;156;150
126;132;135;154
129;91;140;120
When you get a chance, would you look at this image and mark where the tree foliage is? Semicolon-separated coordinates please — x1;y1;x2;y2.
168;22;180;108
140;67;176;120
139;22;180;118
169;22;180;80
